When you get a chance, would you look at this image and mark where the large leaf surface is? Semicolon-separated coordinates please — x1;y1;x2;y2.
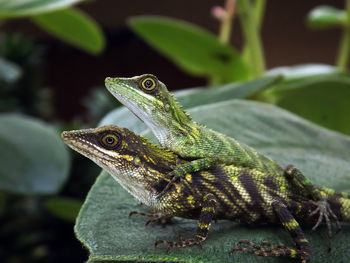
128;16;250;83
99;75;281;133
0;0;84;17
263;71;350;135
0;114;70;195
32;8;105;55
76;100;350;262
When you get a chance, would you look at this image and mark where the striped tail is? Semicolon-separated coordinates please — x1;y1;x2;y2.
338;197;350;222
319;186;350;199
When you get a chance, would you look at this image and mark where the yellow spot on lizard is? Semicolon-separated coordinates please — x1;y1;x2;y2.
185;173;192;183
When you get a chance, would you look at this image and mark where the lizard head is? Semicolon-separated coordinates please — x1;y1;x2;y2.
105;74;193;145
61;125;178;205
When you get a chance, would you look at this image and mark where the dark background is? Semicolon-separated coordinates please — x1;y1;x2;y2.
3;0;344;121
1;1;346;262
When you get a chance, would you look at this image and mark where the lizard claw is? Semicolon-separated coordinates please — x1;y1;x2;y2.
309;199;341;251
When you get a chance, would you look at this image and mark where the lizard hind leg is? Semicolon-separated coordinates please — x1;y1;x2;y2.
230;198;312;262
155;193;217;250
284;164;341;249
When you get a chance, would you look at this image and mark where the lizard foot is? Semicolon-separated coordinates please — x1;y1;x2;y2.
309;199;341;251
129;211;171;227
155;235;204;252
230;239;310;263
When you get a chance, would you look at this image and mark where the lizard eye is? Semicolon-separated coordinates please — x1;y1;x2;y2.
100;133;120;149
140;76;158;93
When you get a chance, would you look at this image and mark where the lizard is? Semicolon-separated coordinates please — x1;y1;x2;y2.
61;124;350;263
104;73;341;243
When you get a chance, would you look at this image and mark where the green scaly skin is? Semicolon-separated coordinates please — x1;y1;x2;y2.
61;125;350;263
104;74;341;243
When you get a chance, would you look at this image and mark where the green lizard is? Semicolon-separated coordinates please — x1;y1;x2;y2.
62;125;350;263
104;74;340;243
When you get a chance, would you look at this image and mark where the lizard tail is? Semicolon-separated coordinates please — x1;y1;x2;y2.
338;197;350;222
319;186;350;199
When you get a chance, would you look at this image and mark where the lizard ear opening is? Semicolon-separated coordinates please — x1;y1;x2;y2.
139;75;158;93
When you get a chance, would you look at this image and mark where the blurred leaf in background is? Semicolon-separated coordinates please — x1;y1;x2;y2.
263;65;350;135
307;5;347;29
0;0;105;55
32;8;105;55
129;16;250;84
0;34;47;116
0;56;22;83
0;114;70;195
0;0;84;17
45;197;82;222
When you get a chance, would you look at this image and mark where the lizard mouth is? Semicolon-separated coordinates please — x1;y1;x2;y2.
61;131;116;163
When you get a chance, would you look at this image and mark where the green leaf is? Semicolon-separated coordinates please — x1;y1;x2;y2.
267;64;337;81
45;197;82;222
263;68;350;135
307;5;347;29
76;100;350;262
128;16;250;83
177;75;282;108
0;57;22;83
0;114;70;195
0;0;84;18
99;75;282;132
32;8;105;55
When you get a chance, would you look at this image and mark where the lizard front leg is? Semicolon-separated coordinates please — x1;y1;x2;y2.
158;158;219;197
284;165;341;250
231;198;312;262
155;193;217;250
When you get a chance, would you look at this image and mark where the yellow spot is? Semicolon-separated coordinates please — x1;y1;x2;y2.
298;238;308;243
280;186;286;191
185;173;192;183
233;177;238;181
197;222;209;229
122;154;133;161
202;207;214;212
284;219;299;230
320;191;327;198
175;203;182;209
296;204;302;214
290;249;297;258
174;183;181;193
148;156;156;164
187;195;195;208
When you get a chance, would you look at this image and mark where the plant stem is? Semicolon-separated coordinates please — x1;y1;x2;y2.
218;0;236;44
237;0;265;78
336;0;350;70
254;0;266;30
